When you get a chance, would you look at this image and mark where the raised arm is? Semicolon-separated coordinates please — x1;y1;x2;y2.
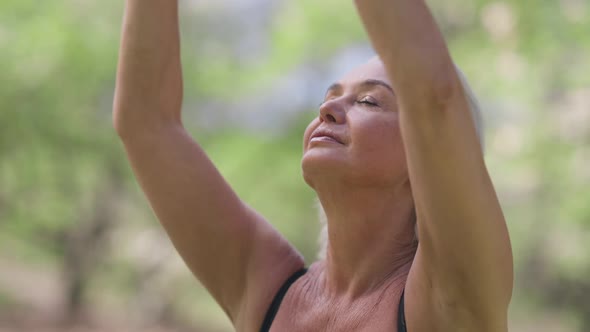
112;1;303;329
354;1;513;330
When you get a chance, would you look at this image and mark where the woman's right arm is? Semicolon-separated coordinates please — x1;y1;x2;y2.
113;1;304;329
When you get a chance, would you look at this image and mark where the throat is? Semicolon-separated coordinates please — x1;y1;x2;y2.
324;247;413;299
314;179;417;298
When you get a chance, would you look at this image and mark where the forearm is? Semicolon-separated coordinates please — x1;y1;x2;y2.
113;0;183;135
354;0;457;108
355;0;513;313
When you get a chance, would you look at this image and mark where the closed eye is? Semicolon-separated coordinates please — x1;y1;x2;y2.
357;96;379;107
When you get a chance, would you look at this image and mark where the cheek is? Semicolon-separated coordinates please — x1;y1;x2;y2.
353;117;405;167
354;114;401;147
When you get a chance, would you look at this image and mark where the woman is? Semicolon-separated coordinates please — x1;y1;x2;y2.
113;0;513;331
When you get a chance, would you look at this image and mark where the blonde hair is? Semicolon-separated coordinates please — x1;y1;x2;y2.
316;67;484;260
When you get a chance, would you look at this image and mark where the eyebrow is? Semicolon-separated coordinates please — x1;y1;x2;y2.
325;79;395;96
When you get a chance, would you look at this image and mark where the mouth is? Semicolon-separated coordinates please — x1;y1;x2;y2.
310;128;344;145
310;136;341;144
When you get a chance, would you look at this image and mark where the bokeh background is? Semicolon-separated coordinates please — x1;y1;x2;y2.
1;0;589;331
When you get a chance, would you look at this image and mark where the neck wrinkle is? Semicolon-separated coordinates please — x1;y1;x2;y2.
317;181;417;300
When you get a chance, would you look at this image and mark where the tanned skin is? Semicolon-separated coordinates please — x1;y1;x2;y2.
355;0;513;331
113;1;513;331
113;1;304;331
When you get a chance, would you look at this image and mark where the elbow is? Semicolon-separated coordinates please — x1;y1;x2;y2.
112;103;138;140
420;62;461;111
112;88;134;138
112;106;159;141
111;79;183;139
112;100;181;141
394;57;458;105
112;104;126;138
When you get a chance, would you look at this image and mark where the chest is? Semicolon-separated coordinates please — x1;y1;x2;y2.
268;283;402;332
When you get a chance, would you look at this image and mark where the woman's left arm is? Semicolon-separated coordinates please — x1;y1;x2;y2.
355;1;513;331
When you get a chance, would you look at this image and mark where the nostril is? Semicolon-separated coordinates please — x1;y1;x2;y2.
326;114;336;122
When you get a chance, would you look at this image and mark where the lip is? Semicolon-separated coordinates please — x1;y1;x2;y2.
310;128;344;145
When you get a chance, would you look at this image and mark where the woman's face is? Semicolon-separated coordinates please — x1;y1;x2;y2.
302;58;408;189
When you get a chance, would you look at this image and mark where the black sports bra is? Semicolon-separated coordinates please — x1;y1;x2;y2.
259;269;408;332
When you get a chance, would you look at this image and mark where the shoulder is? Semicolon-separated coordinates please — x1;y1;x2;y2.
234;244;305;332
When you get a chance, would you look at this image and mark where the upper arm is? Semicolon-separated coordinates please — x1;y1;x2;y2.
400;55;513;332
355;0;513;329
113;1;304;327
117;123;304;327
401;83;513;328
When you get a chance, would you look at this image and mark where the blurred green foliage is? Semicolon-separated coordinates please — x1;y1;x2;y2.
0;0;588;331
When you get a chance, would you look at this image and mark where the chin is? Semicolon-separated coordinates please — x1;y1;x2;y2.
301;149;348;187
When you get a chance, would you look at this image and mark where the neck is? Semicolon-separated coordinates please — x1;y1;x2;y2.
317;181;416;299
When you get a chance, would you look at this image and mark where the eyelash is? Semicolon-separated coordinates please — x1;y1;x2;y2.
357;96;378;107
319;97;379;107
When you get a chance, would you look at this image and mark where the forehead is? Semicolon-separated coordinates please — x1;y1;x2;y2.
339;58;390;86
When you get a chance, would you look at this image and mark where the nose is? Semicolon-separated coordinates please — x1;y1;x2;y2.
319;99;346;124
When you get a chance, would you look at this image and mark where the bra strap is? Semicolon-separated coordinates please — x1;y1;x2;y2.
397;289;407;332
259;268;307;332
